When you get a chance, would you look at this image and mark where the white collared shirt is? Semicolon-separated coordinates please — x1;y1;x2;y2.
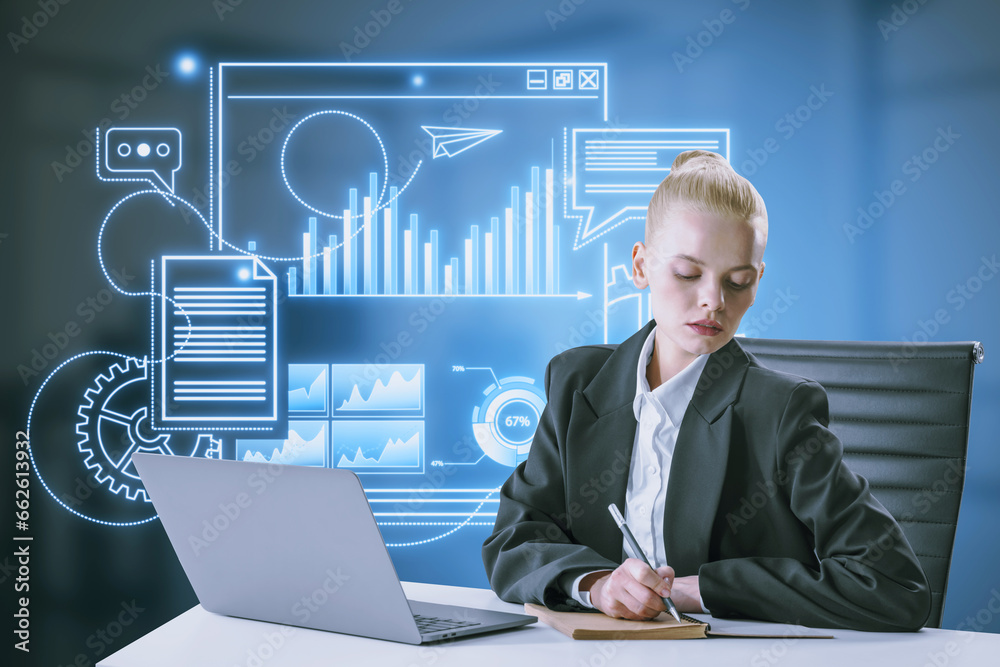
625;327;708;569
567;326;708;610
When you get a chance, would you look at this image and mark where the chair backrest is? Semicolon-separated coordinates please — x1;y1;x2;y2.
737;337;983;628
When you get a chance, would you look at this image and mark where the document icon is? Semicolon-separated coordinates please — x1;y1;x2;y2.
157;256;279;428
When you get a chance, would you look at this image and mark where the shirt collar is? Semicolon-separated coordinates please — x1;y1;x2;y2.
633;326;710;425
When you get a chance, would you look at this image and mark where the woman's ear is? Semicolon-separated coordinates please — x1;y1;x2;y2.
632;242;650;289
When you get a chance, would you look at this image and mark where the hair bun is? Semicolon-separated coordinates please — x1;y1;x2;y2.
670;149;728;173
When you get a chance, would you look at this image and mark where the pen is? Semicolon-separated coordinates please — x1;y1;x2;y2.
607;503;683;624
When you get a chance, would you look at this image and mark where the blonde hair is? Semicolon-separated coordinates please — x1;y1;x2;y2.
646;150;768;255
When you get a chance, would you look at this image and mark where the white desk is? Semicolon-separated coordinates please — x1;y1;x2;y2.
99;582;1000;666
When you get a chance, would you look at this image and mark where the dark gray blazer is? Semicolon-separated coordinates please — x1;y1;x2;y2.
482;321;931;631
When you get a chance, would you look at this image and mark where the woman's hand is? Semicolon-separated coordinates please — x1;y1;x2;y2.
581;561;702;620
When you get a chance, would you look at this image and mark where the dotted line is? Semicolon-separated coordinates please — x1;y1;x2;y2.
384;487;501;548
25;351;160;527
572;215;644;250
274;109;423;261
209;67;215;251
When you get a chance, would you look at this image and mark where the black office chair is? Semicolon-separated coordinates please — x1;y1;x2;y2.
738;337;984;628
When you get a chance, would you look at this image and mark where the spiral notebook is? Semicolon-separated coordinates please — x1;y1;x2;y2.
524;604;834;640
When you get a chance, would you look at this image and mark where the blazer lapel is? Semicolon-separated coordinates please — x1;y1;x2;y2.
567;322;654;561
663;338;750;575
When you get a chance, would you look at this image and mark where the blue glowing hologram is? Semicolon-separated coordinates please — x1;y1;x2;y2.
157;255;279;428
470;374;546;467
526;69;547;89
282;164;591;298
333;420;424;473
218;62;608;261
103;127;182;193
75;356;222;502
602;242;652;344
280;109;387;221
288;364;328;414
552;70;573;90
578;69;600;90
567;128;731;249
237;420;327;467
28;351;165;525
370;486;501;546
332;364;423;416
421;126;502;159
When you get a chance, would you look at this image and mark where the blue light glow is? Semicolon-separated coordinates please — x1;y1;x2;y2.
177;53;198;76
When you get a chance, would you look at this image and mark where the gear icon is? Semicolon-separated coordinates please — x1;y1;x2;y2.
76;357;221;502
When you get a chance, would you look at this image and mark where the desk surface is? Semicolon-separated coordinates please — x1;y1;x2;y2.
99;582;1000;667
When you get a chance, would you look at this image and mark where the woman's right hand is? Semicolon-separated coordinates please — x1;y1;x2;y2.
581;559;675;620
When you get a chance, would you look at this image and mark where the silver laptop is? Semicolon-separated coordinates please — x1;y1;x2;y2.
132;452;536;644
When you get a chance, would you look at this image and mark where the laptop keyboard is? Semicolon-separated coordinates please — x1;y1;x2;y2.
414;614;482;634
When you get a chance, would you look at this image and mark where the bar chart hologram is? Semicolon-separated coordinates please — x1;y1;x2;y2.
286;167;564;297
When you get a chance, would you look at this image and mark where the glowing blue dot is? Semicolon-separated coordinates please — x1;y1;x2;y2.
238;268;250;280
412;74;424;87
178;55;197;75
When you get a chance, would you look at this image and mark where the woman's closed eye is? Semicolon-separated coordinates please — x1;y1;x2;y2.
674;273;752;290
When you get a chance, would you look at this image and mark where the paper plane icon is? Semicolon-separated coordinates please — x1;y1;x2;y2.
422;126;502;159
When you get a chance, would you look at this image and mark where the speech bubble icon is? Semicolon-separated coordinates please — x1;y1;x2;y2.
569;128;730;249
104;127;182;193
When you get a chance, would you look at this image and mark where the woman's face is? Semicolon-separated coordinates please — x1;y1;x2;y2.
632;209;764;371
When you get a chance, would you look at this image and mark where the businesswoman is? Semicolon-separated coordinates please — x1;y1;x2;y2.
482;150;931;631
